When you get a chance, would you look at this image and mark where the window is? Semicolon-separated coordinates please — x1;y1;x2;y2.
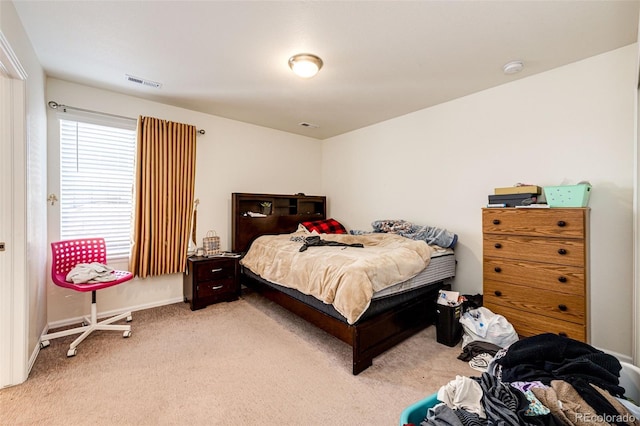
59;117;136;260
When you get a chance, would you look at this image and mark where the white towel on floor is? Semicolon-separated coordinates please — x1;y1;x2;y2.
437;375;486;418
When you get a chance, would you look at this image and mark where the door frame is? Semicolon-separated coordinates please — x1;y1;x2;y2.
0;30;28;388
635;83;639;366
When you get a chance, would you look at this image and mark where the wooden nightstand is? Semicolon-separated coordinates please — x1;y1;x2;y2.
183;256;240;310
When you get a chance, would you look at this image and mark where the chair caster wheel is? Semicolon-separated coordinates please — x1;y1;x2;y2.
123;330;132;338
81;321;88;327
126;315;132;322
67;348;77;357
40;340;50;349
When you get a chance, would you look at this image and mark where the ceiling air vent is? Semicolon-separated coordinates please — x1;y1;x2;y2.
298;122;319;128
125;74;162;89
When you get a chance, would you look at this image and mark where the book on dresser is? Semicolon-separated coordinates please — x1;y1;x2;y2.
494;185;542;195
481;207;589;342
487;193;537;207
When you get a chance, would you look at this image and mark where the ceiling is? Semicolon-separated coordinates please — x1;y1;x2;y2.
12;1;640;140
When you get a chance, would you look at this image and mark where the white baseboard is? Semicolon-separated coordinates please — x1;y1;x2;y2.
603;348;633;365
28;341;40;373
44;296;185;330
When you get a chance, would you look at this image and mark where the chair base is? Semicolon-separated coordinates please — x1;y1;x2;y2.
40;301;132;357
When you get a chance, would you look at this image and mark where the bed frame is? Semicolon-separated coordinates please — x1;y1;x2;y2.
232;192;447;375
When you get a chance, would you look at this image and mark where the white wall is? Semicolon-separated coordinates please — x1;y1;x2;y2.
322;45;638;358
45;78;323;324
21;22;639;365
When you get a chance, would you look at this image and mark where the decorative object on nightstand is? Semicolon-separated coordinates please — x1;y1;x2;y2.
482;207;589;342
183;255;240;310
202;230;221;256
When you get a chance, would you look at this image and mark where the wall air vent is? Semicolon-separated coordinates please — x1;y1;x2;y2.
125;74;162;89
298;122;319;128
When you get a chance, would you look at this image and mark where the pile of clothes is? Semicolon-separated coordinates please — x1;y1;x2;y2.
66;262;116;284
456;306;518;372
419;333;639;426
350;219;458;249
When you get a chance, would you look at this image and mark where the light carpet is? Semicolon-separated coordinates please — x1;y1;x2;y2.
0;290;476;425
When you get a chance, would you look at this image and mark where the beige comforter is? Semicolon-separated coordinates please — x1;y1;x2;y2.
240;232;434;324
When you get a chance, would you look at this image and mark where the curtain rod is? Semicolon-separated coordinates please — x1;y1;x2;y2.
47;101;206;135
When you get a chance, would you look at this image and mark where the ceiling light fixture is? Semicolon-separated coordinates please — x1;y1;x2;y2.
288;53;323;78
503;60;524;75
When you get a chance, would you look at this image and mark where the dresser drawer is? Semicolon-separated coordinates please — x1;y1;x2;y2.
484;280;585;324
484;302;586;342
483;258;584;295
483;208;586;238
194;258;236;281
483;235;585;266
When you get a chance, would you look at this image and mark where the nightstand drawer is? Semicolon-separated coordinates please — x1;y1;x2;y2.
484;280;585;324
194;258;236;281
483;235;585;266
483;208;585;238
197;278;237;299
483;258;584;295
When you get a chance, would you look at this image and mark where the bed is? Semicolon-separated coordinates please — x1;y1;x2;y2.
232;192;457;374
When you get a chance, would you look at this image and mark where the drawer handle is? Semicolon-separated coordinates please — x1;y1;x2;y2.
494;290;502;297
211;285;224;290
558;304;568;311
211;268;223;273
557;220;566;227
557;248;567;255
492;219;500;225
558;276;567;283
494;243;502;249
494;267;502;273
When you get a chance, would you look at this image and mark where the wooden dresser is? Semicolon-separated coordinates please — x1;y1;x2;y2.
482;207;589;342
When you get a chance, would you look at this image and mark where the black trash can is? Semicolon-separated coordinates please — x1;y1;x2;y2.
436;304;463;347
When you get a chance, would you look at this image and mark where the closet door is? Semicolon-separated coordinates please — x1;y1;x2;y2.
0;71;28;387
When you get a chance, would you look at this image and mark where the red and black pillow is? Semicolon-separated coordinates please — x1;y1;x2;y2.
300;218;348;234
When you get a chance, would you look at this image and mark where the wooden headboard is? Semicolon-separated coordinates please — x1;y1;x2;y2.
231;192;326;253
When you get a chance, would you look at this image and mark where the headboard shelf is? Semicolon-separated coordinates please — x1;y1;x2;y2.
232;192;326;253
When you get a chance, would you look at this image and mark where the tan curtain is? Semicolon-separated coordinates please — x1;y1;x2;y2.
130;116;197;278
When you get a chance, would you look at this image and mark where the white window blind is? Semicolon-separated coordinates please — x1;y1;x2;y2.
59;118;136;260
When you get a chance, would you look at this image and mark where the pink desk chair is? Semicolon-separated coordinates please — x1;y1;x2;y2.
40;238;133;357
